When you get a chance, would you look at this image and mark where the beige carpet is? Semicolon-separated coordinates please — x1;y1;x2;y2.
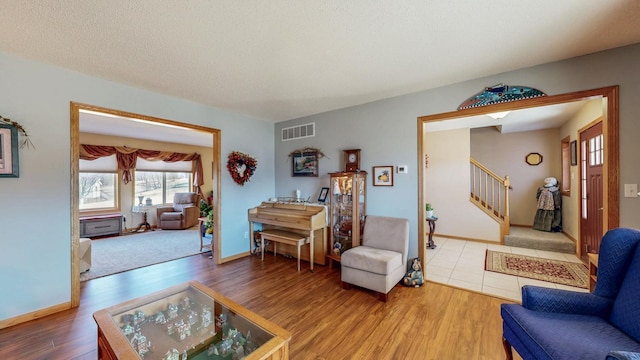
485;250;588;289
80;229;210;281
503;227;575;254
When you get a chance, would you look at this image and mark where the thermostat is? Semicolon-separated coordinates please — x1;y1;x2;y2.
397;165;408;174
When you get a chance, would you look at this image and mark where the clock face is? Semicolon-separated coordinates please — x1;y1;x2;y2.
344;149;361;171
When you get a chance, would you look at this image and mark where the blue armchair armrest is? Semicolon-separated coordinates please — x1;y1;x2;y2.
522;285;613;317
607;351;640;360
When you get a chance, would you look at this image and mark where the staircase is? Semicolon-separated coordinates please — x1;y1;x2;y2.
470;158;576;254
469;158;510;239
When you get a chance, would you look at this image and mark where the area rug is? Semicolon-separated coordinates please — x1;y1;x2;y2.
484;250;588;289
81;229;209;282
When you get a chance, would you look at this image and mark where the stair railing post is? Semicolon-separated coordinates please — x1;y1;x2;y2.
503;175;510;236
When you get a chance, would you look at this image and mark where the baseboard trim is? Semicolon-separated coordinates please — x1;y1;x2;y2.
435;233;500;244
0;301;71;330
220;251;251;263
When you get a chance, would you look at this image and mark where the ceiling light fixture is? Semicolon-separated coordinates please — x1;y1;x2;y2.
487;111;510;120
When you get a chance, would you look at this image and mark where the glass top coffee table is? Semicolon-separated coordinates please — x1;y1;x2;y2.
93;281;290;360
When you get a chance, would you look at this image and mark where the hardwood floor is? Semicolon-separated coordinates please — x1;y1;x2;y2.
0;252;514;359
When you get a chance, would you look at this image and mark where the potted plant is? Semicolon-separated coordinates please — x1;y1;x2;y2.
425;203;434;219
199;199;212;217
205;209;214;234
199;199;214;235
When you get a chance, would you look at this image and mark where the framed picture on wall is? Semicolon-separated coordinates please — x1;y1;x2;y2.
372;166;393;186
0;124;19;178
292;150;318;177
570;140;577;166
318;187;329;202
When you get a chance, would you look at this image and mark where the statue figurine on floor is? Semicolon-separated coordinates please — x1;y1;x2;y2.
403;258;424;287
533;177;562;232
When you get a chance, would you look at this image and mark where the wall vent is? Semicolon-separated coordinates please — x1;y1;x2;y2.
281;123;315;141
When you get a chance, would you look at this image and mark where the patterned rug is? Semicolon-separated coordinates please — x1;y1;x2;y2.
484;250;588;289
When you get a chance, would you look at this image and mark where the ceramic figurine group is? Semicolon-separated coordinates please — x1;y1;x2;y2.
118;296;218;359
206;327;258;359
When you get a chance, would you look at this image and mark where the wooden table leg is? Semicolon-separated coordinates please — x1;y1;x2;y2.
426;218;437;249
309;233;314;272
297;243;301;272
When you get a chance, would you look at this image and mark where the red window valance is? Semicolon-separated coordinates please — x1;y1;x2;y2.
80;144;204;197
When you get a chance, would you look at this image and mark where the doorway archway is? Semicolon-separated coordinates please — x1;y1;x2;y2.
69;102;221;307
416;86;619;269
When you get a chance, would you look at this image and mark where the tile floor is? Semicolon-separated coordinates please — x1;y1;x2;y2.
425;236;589;302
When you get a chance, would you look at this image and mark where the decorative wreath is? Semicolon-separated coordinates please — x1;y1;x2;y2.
227;151;257;186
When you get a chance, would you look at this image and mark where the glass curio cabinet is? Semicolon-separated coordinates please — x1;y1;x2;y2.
328;171;367;266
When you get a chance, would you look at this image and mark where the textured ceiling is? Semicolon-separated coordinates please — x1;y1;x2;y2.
1;1;639;122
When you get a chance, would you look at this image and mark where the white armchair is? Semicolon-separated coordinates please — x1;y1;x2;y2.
341;215;410;302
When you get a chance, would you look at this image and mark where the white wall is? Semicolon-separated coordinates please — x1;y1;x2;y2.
275;43;640;260
0;51;274;321
427;128;500;241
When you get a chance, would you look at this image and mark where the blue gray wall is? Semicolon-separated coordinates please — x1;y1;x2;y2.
0;51;275;321
275;43;640;260
2;42;640;323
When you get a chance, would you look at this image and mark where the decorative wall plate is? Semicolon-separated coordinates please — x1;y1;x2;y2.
458;84;546;110
525;152;543;166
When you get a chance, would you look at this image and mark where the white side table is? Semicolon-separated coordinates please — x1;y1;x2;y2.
131;205;153;232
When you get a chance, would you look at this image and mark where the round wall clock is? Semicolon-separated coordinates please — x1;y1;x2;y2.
344;149;361;172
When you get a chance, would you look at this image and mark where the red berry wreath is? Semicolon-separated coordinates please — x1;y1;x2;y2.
227;151;257;186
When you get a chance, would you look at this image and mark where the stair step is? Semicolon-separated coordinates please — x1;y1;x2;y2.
504;228;574;254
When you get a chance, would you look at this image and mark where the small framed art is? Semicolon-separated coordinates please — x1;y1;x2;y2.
318;187;329;203
0;124;19;178
372;166;393;186
570;140;577;166
292;150;318;177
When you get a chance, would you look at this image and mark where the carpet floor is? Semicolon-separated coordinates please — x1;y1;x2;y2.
81;229;210;282
485;250;588;289
503;227;575;254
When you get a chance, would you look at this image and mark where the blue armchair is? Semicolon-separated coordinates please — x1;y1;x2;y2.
501;228;640;360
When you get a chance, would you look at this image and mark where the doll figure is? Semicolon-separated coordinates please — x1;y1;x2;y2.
403;258;424;287
533;177;562;232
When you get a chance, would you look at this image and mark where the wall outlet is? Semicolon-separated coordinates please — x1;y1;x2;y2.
397;165;408;174
244;231;249;239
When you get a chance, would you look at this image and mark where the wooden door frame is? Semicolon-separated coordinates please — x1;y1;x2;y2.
417;86;619;269
70;102;222;307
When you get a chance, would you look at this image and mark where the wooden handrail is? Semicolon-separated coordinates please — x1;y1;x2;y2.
469;158;511;238
470;158;502;183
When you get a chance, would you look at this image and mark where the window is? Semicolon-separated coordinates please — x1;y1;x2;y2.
560;137;571;196
134;171;192;205
79;155;118;211
589;134;604;166
79;172;118;211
